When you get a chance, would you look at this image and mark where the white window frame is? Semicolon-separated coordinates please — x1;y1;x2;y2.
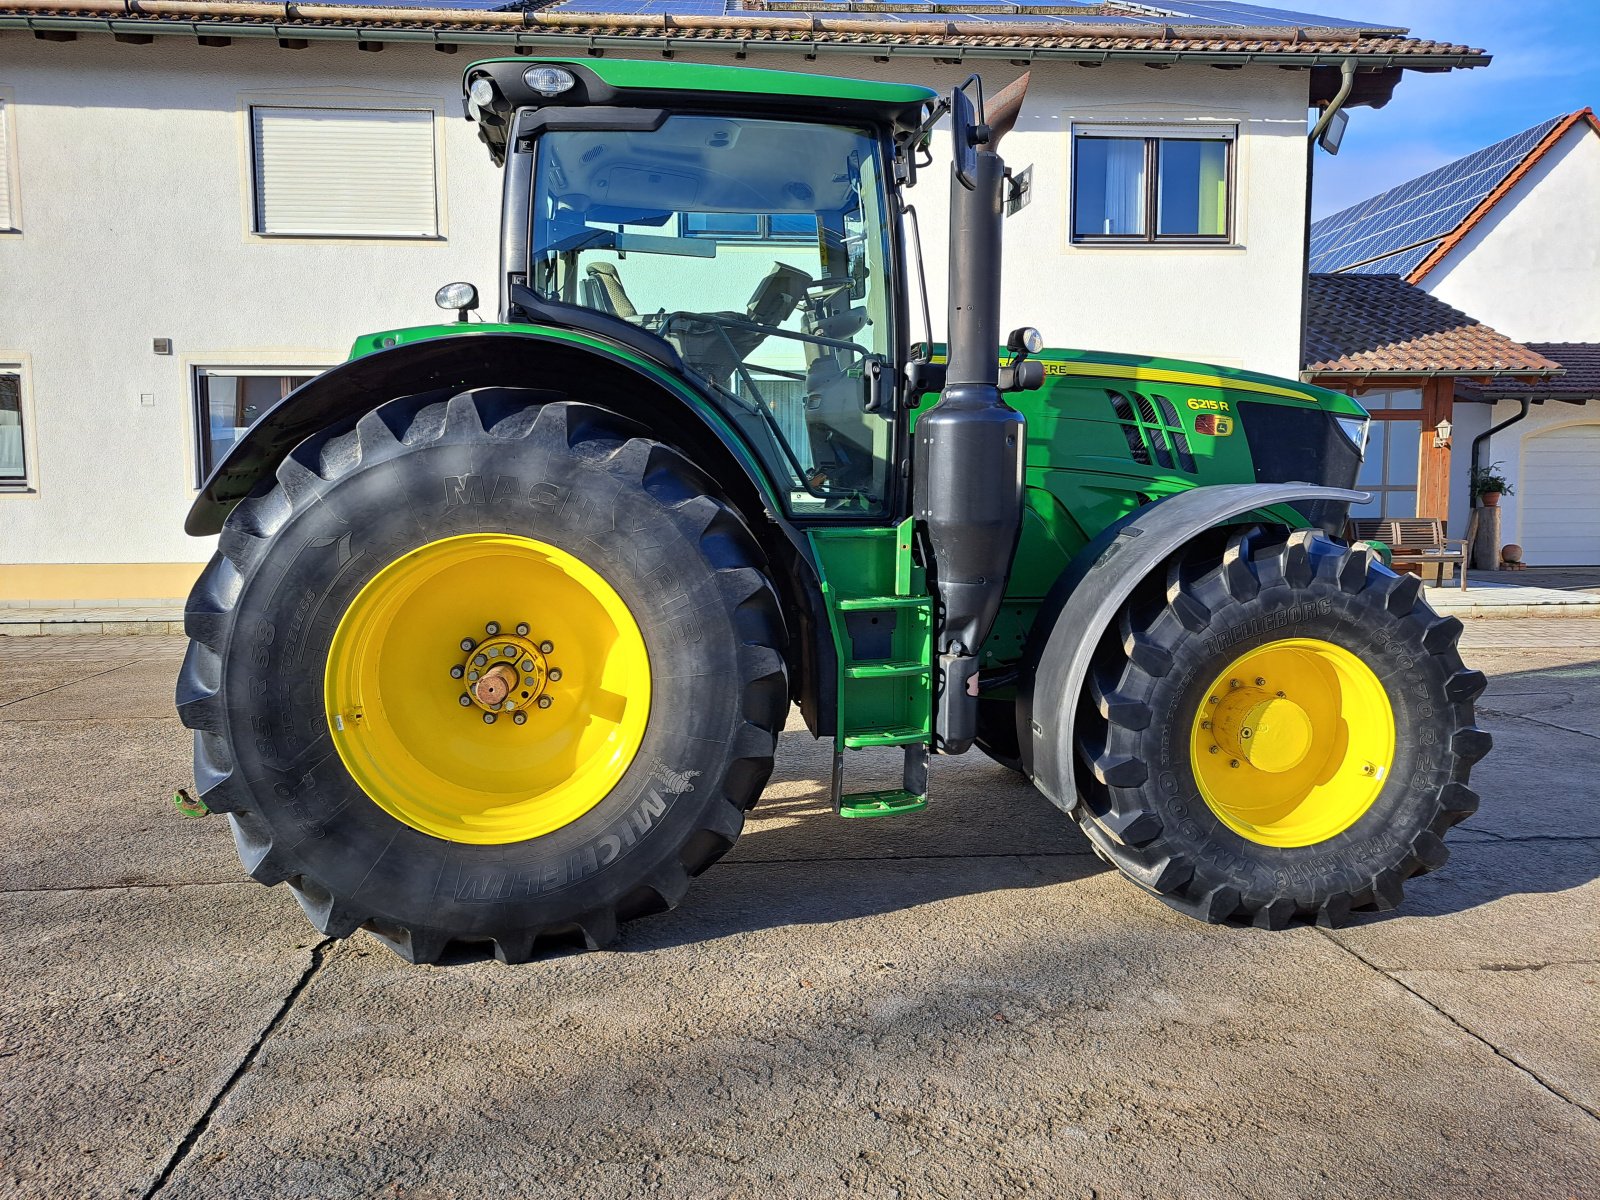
0;359;35;494
1070;121;1238;246
192;366;323;487
247;102;444;240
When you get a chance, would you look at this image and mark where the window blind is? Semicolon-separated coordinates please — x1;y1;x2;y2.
0;103;14;231
251;106;439;237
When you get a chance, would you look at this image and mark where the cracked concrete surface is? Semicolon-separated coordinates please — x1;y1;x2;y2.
1;628;1596;1198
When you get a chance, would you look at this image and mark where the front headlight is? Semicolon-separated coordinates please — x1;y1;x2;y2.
1334;414;1370;459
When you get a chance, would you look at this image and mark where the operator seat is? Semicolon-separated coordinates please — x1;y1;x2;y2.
582;262;639;320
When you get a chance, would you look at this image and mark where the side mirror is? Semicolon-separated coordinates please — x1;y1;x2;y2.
950;81;983;191
435;281;479;323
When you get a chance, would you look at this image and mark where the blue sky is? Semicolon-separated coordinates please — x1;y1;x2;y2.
1311;0;1600;219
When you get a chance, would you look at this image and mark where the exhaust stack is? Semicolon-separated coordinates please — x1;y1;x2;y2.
913;74;1030;754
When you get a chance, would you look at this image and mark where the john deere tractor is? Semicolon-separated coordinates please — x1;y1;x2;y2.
177;59;1489;963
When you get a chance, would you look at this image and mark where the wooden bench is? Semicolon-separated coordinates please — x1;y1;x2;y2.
1348;516;1478;590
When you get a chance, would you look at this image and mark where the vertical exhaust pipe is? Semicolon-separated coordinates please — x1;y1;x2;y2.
913;74;1030;754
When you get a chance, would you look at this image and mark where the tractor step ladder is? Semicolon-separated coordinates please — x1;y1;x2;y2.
808;520;933;819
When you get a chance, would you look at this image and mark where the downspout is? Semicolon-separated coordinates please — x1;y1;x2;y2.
1300;58;1356;373
1470;398;1531;494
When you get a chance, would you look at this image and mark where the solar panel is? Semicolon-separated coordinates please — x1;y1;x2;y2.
1153;1;1399;30
330;0;523;8
506;0;1381;25
1310;115;1565;274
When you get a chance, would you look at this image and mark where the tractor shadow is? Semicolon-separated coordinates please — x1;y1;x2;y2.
623;652;1600;951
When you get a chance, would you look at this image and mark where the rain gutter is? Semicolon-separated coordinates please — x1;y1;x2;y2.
0;1;1495;68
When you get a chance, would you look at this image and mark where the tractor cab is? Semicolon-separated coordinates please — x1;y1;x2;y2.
464;59;937;515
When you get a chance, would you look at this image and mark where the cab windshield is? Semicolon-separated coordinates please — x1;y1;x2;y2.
529;115;896;512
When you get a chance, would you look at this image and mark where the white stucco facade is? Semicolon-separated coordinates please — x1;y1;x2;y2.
1425;120;1600;344
1422;118;1600;565
0;36;1315;597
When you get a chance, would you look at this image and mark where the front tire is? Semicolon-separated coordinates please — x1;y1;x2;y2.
1067;526;1489;928
177;389;787;963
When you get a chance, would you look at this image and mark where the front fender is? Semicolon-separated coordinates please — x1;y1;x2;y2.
185;328;781;536
1018;483;1368;808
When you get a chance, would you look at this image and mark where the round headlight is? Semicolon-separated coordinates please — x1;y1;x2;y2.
1007;326;1045;356
523;66;577;97
468;77;497;109
435;281;479;312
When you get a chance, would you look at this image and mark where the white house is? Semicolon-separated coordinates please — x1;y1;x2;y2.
1311;110;1600;565
0;0;1486;601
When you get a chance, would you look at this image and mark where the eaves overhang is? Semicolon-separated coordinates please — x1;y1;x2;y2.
0;0;1493;71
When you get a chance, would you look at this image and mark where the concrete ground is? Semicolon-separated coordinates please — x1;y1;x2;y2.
1;624;1596;1199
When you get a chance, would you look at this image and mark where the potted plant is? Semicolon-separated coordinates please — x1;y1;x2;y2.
1471;462;1514;507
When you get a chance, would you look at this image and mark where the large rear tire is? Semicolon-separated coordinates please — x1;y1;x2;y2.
177;389;787;963
1067;526;1489;928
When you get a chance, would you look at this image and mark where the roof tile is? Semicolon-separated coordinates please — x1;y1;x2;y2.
1304;274;1563;377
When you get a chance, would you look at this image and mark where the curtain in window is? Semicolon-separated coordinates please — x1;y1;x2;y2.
1075;136;1146;237
1197;141;1227;236
1101;139;1145;236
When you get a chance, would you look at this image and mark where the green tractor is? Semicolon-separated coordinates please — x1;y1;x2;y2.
177;58;1489;963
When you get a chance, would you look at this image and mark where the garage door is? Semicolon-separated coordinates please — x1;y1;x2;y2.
1520;424;1600;566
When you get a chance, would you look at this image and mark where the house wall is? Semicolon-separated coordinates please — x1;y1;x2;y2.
0;36;1312;598
1424;124;1600;343
1423;122;1600;566
1471;399;1600;559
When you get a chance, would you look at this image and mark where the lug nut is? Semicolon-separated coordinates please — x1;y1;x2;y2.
1200;719;1211;729
1209;745;1219;755
474;654;487;667
468;671;479;682
1254;677;1266;686
1229;678;1240;689
537;696;553;709
1240;729;1253;739
483;712;497;725
458;694;472;707
1229;759;1240;768
523;675;535;687
460;638;475;652
450;665;464;679
521;659;535;672
515;623;530;637
513;711;527;725
486;621;500;635
539;641;554;655
1276;690;1287;698
501;700;514;711
548;668;562;682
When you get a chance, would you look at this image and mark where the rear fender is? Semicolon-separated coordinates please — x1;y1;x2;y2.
185;328;782;536
1019;483;1367;808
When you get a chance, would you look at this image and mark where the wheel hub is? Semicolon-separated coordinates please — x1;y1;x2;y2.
457;628;558;718
1209;682;1314;773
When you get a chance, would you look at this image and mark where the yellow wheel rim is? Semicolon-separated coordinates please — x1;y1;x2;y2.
1188;638;1394;848
324;533;650;845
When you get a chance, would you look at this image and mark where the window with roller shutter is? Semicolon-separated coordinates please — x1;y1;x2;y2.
249;105;440;238
0;99;16;232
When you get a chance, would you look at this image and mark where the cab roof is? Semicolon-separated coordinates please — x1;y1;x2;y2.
464;57;935;163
